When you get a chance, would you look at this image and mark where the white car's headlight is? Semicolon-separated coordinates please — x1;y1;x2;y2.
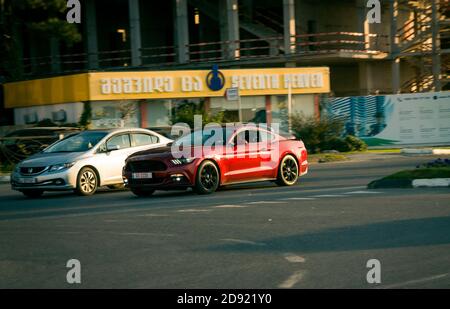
49;162;76;172
171;158;195;165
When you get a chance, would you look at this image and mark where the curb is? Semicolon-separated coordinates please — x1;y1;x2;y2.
368;178;450;189
367;179;412;189
401;148;450;155
0;175;11;184
412;178;450;188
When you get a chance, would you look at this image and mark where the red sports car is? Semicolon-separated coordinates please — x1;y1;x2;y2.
122;124;308;196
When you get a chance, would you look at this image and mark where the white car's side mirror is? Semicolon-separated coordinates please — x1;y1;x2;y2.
107;144;120;152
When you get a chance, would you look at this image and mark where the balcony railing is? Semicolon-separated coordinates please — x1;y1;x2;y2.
18;31;389;80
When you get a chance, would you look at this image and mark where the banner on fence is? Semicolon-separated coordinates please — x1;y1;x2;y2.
325;91;450;146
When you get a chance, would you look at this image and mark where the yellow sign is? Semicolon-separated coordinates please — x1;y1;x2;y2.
4;67;330;108
4;74;90;108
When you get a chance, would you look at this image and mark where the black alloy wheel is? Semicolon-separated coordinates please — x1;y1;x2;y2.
195;160;220;194
276;154;299;186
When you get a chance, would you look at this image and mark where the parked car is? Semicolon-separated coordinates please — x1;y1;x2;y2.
0;127;80;163
123;124;308;197
11;128;172;198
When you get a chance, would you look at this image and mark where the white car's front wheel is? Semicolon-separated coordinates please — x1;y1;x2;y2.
75;167;98;196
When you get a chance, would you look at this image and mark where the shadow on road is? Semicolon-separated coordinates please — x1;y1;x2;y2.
204;216;450;253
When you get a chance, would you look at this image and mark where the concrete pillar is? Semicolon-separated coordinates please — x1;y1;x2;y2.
356;0;371;50
389;0;400;93
29;36;39;74
283;0;296;55
86;0;99;70
11;20;24;78
50;36;61;73
220;0;240;60
359;62;374;95
129;0;142;67
219;0;228;59
357;0;374;95
174;0;189;64
431;0;441;91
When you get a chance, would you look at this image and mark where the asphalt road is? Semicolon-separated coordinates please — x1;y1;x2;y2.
0;153;449;288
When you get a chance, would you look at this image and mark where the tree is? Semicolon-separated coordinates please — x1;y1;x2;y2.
79;101;92;129
171;100;224;128
118;101;137;128
0;0;82;80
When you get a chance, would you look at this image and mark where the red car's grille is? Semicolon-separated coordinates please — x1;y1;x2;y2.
127;160;167;172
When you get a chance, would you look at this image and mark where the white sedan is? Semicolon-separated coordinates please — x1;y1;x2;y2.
11;128;172;197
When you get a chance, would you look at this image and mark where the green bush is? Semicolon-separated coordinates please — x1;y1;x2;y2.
345;135;368;151
291;114;344;153
327;137;352;152
291;114;367;153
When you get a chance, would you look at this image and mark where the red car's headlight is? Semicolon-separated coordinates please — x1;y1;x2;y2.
171;158;195;165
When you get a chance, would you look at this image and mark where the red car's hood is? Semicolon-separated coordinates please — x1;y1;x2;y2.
127;146;173;161
127;145;205;162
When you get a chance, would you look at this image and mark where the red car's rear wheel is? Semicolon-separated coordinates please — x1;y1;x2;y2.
195;160;219;194
276;154;299;186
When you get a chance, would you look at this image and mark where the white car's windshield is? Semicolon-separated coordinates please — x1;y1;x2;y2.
44;131;108;153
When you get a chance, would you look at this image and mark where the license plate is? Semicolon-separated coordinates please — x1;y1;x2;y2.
132;172;153;179
18;177;37;184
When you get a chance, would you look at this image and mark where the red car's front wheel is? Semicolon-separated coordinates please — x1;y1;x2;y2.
195;160;220;194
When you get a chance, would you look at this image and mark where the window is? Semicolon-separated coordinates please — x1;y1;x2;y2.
132;133;159;147
45;132;108;153
233;130;259;145
259;130;276;143
107;134;131;150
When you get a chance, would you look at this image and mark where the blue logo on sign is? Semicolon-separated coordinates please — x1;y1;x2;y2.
206;65;225;91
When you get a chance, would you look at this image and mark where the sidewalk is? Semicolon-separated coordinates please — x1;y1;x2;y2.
401;148;450;155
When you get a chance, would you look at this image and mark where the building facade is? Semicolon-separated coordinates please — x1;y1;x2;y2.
4;67;329;131
1;0;448;126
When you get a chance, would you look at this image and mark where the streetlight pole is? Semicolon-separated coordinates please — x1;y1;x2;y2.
238;94;243;123
287;77;292;134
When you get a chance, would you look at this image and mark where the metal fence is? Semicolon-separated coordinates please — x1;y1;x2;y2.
18;31;390;80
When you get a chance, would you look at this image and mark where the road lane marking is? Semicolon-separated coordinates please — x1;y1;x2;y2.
312;194;348;198
135;214;170;217
221;238;267;246
0;231;82;235
213;205;248;208
344;191;383;194
282;197;316;201
278;271;305;288
283;253;306;263
245;201;287;204
0;185;377;222
113;232;175;237
177;209;212;213
379;273;449;289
